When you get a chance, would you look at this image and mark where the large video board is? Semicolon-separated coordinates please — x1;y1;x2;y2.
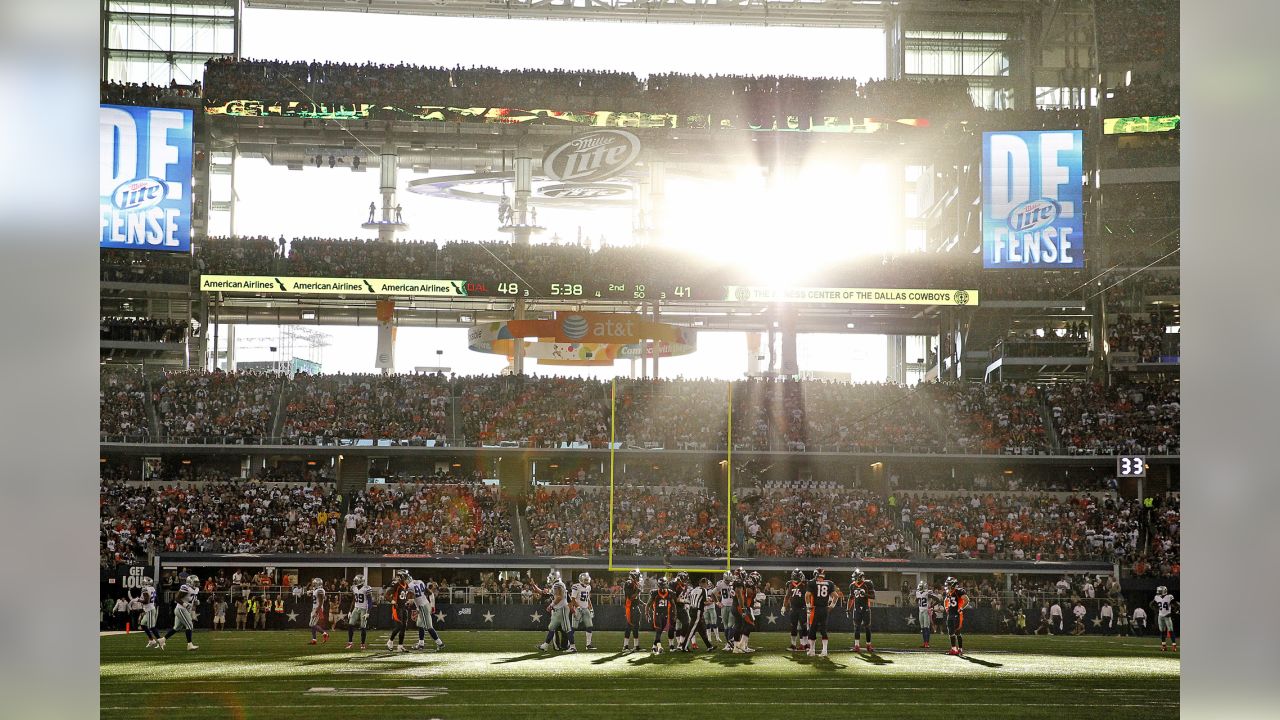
100;105;193;252
982;130;1084;269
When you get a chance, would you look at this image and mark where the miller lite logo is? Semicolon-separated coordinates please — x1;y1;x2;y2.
540;183;629;199
542;130;641;183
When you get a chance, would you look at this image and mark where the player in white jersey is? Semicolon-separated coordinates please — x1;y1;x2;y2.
408;577;445;650
569;573;595;650
138;577;160;648
1151;586;1179;651
714;572;736;651
537;570;575;652
915;580;940;648
160;574;200;650
307;578;329;644
345;574;371;649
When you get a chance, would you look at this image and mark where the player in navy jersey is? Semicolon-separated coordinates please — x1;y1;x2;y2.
622;570;643;652
846;568;876;652
805;568;839;657
782;568;809;651
649;578;676;653
943;576;968;656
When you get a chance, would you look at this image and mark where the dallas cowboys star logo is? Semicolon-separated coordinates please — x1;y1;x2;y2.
906;615;916;626
530;611;543;623
191;612;200;621
482;611;495;623
1092;617;1103;627
434;611;446;624
286;611;298;622
766;613;778;625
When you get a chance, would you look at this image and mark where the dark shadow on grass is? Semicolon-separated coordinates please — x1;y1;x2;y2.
852;652;894;665
959;655;1004;668
590;651;632;665
694;651;756;666
781;652;847;671
492;651;562;664
626;652;695;666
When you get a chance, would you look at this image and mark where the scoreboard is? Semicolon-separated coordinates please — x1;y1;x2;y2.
198;275;979;306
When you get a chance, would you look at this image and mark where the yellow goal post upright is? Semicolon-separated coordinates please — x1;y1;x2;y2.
607;378;734;576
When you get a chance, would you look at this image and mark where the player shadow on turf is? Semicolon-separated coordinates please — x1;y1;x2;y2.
590;651;632;665
780;653;847;671
958;655;1003;668
691;652;755;666
850;652;893;665
492;651;563;664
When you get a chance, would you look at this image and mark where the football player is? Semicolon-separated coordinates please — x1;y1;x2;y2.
1151;585;1179;652
409;576;445;651
160;573;199;651
703;578;722;645
649;577;675;653
386;569;411;652
846;568;876;652
805;568;838;657
943;576;968;656
671;571;690;652
715;570;736;650
732;572;758;653
570;572;595;650
623;569;643;651
138;576;159;648
681;576;715;652
346;573;371;649
914;580;940;648
783;568;809;652
307;578;329;644
537;570;575;653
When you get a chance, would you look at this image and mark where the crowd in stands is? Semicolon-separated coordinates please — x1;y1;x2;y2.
281;373;451;445
101;249;191;285
736;483;909;558
346;482;514;555
203;57;977;120
100;366;150;439
101;79;202;107
152;370;282;442
100;474;342;566
1131;494;1180;577
1046;382;1180;456
900;492;1145;564
1107;313;1178;362
1096;0;1178;66
101;317;189;343
109;368;1179;456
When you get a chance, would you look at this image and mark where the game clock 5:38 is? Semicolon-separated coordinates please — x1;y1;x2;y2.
1116;455;1147;477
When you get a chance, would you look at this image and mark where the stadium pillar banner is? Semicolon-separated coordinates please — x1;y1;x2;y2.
1103;115;1180;134
724;286;978;306
374;300;396;370
100;104;193;252
468;311;696;365
982;130;1084;269
198;275;469;297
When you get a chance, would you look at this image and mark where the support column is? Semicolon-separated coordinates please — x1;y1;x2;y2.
780;305;798;378
513;298;526;375
886;335;907;384
647;159;665;245
362;143;408;240
513;147;533;245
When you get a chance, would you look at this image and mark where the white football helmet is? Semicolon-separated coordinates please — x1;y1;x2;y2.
185;574;199;587
311;578;324;589
917;580;926;592
547;569;561;585
1156;585;1168;596
141;576;154;588
579;572;591;585
352;574;365;586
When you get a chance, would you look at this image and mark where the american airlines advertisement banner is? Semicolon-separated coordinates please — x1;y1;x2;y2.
100;104;194;253
982;130;1083;269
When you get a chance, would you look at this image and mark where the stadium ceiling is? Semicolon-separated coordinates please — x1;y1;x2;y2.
240;0;1038;30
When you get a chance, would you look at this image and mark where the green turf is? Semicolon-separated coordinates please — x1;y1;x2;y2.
101;630;1179;718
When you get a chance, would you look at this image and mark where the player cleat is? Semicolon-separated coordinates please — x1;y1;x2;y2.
1161;644;1167;651
585;644;596;650
723;643;733;651
567;645;577;653
145;640;156;648
345;642;353;649
852;643;861;652
921;642;930;648
651;644;659;654
787;644;797;651
308;639;318;645
956;648;964;656
359;643;367;650
387;640;395;651
819;651;828;657
414;641;425;650
867;644;875;653
947;648;958;655
157;637;165;650
538;643;549;652
806;648;816;657
742;646;755;653
397;645;406;652
321;632;328;643
186;643;199;651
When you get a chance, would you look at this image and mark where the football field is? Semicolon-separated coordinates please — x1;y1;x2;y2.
101;630;1179;718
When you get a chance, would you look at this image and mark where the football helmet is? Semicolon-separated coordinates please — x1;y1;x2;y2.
629;569;642;583
352;574;365;586
1156;585;1168;596
813;567;825;580
426;581;438;593
657;577;669;590
916;580;926;592
579;572;592;585
185;574;199;587
791;568;804;582
395;569;411;583
749;571;762;585
676;571;689;584
853;568;865;583
944;576;958;589
723;571;734;583
141;576;154;588
546;569;561;586
311;578;324;589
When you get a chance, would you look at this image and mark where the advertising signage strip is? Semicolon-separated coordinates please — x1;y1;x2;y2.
1102;115;1180;135
199;275;469;297
981;130;1084;269
205;100;926;134
100;104;193;253
723;287;979;306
